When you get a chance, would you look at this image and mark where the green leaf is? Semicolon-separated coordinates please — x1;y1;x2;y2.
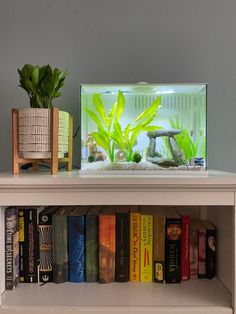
93;94;107;126
115;90;125;122
112;122;126;150
107;101;117;131
84;108;104;130
31;66;39;86
142;125;162;132
134;96;161;123
92;131;109;151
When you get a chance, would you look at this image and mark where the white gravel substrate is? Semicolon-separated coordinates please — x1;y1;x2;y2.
81;160;204;172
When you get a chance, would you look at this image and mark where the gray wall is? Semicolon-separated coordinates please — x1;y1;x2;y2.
0;0;236;172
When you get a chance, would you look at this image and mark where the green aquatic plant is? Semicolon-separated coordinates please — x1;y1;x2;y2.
84;91;161;162
168;115;204;162
132;151;142;163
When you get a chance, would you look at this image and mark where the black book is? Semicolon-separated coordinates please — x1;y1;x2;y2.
5;207;19;290
18;208;25;283
24;207;39;283
38;206;59;283
164;207;182;283
205;220;216;279
115;209;130;282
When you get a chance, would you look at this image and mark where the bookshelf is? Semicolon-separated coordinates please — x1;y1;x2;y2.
0;169;235;314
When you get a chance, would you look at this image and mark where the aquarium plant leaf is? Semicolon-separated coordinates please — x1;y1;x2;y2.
92;131;110;152
115;90;125;123
93;94;108;126
134;96;161;123
84;108;104;131
107;101;117;131
112;122;126;150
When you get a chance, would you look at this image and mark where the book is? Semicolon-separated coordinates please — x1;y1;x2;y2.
38;206;59;283
180;213;190;281
5;207;19;290
205;220;216;279
190;219;199;279
198;220;207;278
52;206;75;283
86;206;100;282
99;207;116;283
18;208;25;283
140;213;153;282
115;208;130;282
129;210;141;282
24;207;38;283
164;207;181;283
153;207;165;283
68;206;88;282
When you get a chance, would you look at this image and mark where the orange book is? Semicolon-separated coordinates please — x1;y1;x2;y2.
129;212;141;282
99;210;116;283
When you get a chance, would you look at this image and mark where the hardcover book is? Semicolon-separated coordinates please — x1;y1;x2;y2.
115;209;130;282
52;206;75;283
190;219;199;279
153;208;165;283
99;208;116;283
5;207;19;290
180;214;190;281
68;206;88;282
140;213;153;282
86;206;100;282
205;220;216;279
198;221;206;278
164;207;181;283
18;208;25;283
129;210;141;282
38;206;59;283
24;207;38;283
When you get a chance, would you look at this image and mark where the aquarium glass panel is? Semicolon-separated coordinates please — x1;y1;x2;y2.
80;84;207;172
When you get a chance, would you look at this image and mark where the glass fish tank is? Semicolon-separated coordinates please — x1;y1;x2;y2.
80;83;207;174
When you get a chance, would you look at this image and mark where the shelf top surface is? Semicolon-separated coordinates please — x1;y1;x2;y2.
0;169;236;188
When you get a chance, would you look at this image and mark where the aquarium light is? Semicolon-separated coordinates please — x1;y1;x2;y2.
153;90;175;94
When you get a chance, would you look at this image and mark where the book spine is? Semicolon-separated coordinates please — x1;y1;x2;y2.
181;215;190;281
165;218;181;283
86;215;99;282
115;212;130;282
206;228;216;279
129;212;140;282
52;215;68;283
38;211;54;283
18;209;25;283
140;215;153;282
99;215;116;283
198;227;206;278
68;215;85;282
24;208;38;283
153;215;165;283
5;208;15;290
190;228;198;279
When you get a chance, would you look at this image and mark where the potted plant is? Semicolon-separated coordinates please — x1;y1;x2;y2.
17;64;69;159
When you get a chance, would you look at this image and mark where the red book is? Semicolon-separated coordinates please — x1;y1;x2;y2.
181;215;190;280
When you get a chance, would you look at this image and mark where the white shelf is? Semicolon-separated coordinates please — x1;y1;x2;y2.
2;279;231;308
0;170;235;314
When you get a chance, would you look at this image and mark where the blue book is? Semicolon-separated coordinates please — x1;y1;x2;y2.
68;207;88;282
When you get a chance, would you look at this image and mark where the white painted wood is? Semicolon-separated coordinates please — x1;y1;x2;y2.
0;169;235;313
1;280;231;307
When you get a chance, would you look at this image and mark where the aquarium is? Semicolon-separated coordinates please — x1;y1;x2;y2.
80;84;207;174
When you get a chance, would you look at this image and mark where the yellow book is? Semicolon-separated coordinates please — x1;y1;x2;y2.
140;214;153;282
129;212;141;282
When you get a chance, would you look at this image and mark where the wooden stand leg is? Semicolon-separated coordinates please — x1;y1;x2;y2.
12;109;20;175
32;162;39;172
67;115;73;171
51;108;59;175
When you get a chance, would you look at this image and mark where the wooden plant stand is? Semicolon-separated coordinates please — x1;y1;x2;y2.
12;108;73;175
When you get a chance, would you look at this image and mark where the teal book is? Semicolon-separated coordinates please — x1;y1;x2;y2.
52;206;75;283
86;206;100;282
